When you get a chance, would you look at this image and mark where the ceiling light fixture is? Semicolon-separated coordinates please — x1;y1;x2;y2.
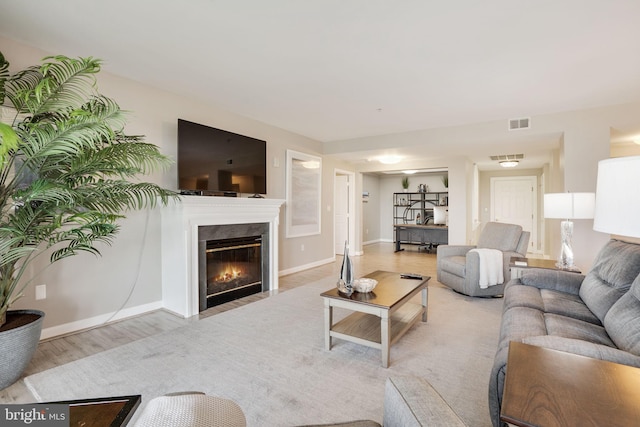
402;170;418;174
378;155;402;165
499;160;519;168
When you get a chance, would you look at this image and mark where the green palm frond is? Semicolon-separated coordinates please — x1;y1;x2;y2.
0;51;179;320
0;234;37;265
4;67;43;115
0;122;19;167
29;56;101;116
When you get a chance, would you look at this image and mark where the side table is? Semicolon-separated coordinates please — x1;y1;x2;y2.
500;342;640;427
509;257;581;279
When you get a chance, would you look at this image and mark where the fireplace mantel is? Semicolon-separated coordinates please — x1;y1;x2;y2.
160;196;285;317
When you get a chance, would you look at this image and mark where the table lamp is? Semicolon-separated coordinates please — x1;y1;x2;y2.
593;156;640;238
544;192;595;270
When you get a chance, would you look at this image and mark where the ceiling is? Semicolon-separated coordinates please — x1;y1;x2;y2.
2;1;640;170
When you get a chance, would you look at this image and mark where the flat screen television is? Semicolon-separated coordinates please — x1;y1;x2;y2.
177;119;267;195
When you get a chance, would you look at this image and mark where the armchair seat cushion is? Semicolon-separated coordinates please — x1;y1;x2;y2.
439;255;466;277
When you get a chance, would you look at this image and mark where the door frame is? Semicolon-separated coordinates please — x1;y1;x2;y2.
334;169;356;256
490;175;539;254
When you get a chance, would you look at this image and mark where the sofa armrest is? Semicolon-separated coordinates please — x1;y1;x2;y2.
437;245;476;258
383;377;465;427
522;336;640;367
519;269;586;295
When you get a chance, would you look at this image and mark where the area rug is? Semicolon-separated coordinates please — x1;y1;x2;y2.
24;277;502;426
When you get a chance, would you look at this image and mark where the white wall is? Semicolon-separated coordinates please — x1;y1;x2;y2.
2;37;352;334
361;174;381;244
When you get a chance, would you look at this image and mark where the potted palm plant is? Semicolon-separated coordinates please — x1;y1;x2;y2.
401;176;409;192
0;52;176;388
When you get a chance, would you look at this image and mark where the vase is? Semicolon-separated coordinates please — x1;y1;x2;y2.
0;309;44;389
337;241;354;296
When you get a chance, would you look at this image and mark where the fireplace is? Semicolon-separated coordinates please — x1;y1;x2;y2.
198;222;270;312
161;196;284;318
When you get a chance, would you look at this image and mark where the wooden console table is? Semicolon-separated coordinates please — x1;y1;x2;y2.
500;342;640;427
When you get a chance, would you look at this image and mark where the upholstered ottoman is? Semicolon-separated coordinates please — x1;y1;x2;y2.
133;392;246;427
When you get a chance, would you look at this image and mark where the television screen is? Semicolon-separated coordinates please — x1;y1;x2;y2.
178;119;267;195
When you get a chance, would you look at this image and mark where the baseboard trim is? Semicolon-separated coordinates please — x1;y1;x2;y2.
40;301;163;340
278;257;335;277
363;239;382;246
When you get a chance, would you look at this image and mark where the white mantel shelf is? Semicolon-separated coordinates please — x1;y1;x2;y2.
160;196;285;318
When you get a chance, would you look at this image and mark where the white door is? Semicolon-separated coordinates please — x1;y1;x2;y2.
490;176;537;252
335;174;349;254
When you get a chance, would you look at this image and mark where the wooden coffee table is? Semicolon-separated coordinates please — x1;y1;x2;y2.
321;270;429;368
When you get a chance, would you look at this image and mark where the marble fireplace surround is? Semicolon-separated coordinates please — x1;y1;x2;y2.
160;196;285;318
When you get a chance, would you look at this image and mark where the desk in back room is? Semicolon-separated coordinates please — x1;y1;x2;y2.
393;224;448;252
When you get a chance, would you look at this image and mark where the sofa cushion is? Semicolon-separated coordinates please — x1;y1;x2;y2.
521;336;640;367
579;240;640;322
383;377;464;427
604;274;640;356
544;314;615;347
540;289;600;325
520;269;585;295
498;307;547;352
503;282;544;312
477;222;522;252
504;283;600;325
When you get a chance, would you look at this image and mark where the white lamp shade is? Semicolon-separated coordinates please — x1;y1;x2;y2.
594;156;640;238
544;193;595;219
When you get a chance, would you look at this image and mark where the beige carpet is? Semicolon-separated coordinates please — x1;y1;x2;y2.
24;277;502;426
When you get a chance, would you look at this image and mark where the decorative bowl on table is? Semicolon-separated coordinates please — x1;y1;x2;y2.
353;278;378;293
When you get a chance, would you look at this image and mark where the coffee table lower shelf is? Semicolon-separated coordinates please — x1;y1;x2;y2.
330;302;423;349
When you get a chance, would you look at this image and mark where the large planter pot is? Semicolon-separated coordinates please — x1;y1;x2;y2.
0;309;44;390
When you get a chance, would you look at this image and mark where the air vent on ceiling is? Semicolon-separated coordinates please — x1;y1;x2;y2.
508;117;531;130
489;154;524;161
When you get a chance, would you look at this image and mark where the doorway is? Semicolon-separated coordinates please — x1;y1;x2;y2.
490;176;537;253
334;170;355;255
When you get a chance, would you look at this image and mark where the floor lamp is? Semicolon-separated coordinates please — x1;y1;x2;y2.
544;192;595;271
593;156;640;239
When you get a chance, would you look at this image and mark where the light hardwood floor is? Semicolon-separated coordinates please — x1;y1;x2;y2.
0;242;440;402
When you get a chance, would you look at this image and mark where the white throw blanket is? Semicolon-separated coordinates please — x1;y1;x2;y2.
469;248;504;288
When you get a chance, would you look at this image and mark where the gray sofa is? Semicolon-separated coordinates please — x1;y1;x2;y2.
437;222;530;297
488;239;640;427
302;376;466;427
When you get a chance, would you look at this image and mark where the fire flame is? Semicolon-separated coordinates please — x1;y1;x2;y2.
215;264;244;282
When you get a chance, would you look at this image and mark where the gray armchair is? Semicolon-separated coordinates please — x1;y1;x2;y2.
436;222;530;297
